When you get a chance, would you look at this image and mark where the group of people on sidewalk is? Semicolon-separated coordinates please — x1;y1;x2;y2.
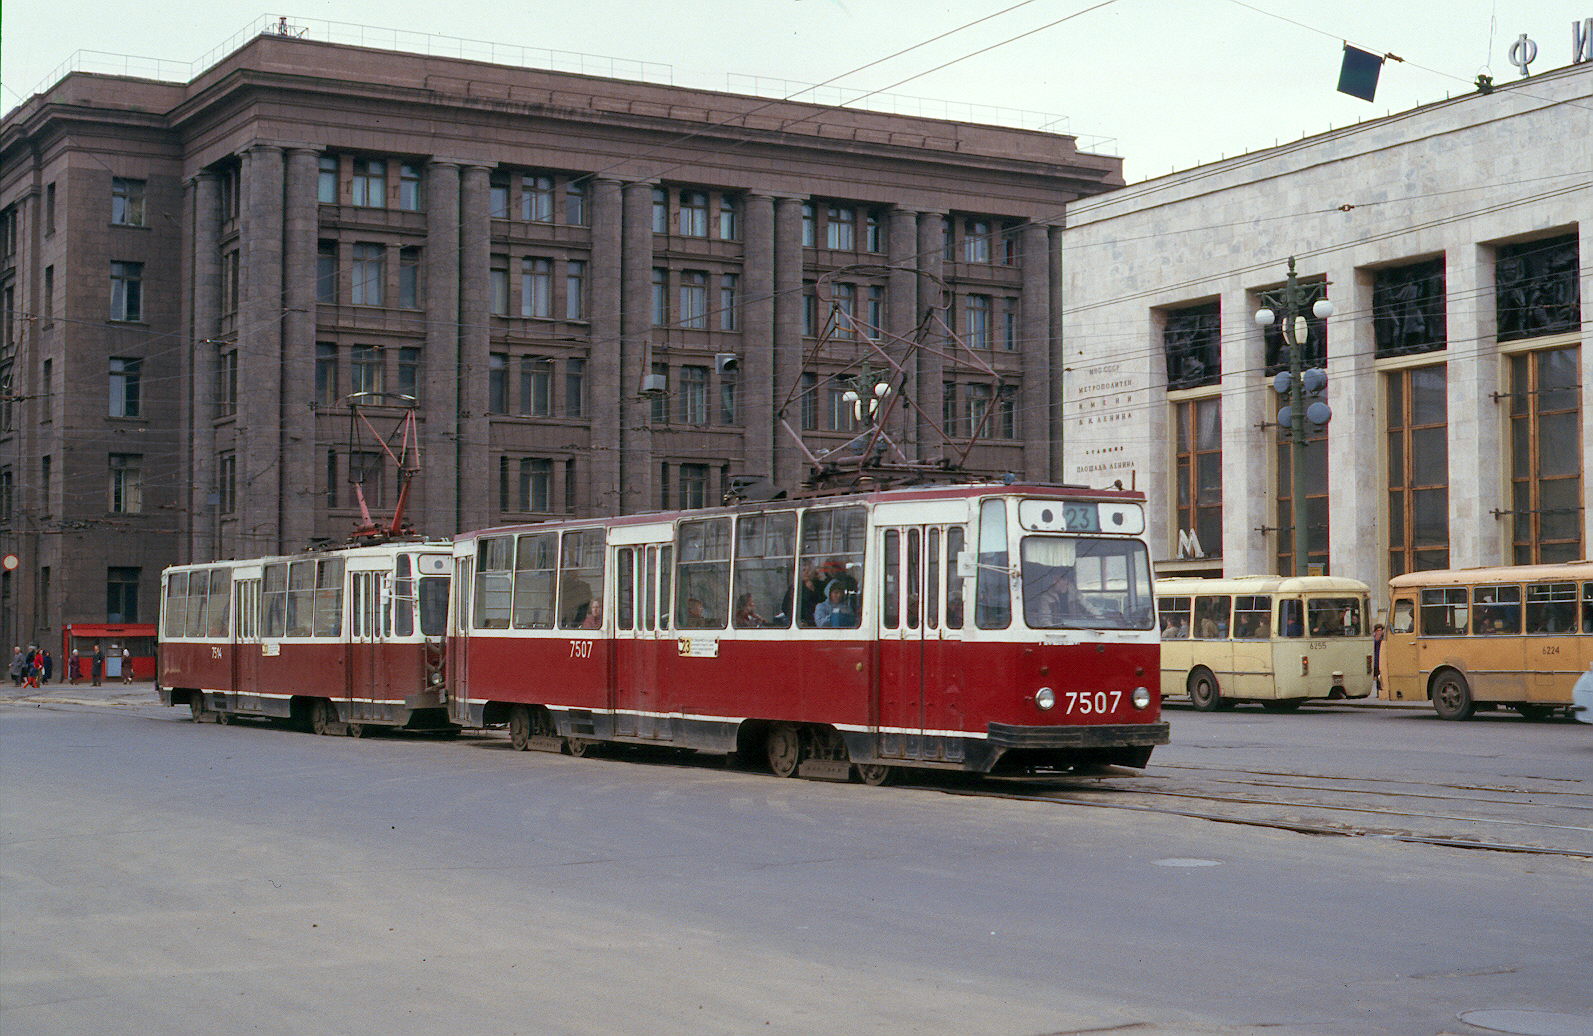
9;643;132;687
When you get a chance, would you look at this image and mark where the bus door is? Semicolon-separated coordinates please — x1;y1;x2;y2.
1383;596;1419;700
346;568;387;723
613;542;672;740
231;575;261;712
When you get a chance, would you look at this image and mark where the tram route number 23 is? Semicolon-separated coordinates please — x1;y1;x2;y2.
569;640;594;659
1063;690;1122;715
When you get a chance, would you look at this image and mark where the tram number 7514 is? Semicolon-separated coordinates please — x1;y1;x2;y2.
1064;690;1122;715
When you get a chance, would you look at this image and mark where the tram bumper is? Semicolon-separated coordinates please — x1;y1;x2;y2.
978;721;1170;773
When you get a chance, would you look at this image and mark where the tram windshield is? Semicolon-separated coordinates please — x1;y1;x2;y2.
1021;536;1155;631
419;576;449;637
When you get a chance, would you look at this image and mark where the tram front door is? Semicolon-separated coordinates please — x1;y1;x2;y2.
876;523;967;762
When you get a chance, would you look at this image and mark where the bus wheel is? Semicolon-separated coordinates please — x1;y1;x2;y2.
1513;703;1555;722
309;698;338;736
766;723;805;778
1431;671;1474;721
1261;699;1305;713
508;705;532;751
855;763;895;787
1188;669;1222;712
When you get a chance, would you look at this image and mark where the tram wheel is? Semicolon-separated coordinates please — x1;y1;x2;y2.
508;705;532;751
1260;698;1305;713
566;737;595;758
346;721;366;739
855;763;895;787
309;698;338;736
1431;671;1475;721
765;724;804;778
1188;669;1222;712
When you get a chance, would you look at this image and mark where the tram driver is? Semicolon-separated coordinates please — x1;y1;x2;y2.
1027;566;1093;628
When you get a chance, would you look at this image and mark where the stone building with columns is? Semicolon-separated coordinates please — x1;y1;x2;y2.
0;32;1119;647
1060;61;1590;601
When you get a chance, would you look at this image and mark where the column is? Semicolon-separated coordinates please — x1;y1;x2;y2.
772;196;805;492
741;193;776;482
1326;265;1379;589
915;211;946;462
188;172;222;562
1048;225;1066;481
422;160;461;536
589;178;624;515
1582;221;1593;555
620;181;656;513
1445;244;1505;568
887;209;920;457
1018;223;1053;480
456;164;492;533
238;144;284;555
1221;290;1271;576
281;147;319;550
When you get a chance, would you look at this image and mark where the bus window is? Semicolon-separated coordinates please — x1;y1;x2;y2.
1158;595;1191;639
418;576;448;637
1306;597;1361;637
474;537;513;630
1473;584;1520;634
1279;599;1303;637
1194;595;1230;639
1525;581;1576;634
560;530;606;630
1233;595;1272;639
1391;598;1415;634
976;499;1011;629
799;507;865;629
616;547;635;630
733;512;795;629
1420;588;1468;636
677;518;730;629
513;533;556;630
944;526;965;630
1584;582;1593;634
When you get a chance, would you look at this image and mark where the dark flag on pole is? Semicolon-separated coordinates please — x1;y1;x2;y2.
1338;44;1384;101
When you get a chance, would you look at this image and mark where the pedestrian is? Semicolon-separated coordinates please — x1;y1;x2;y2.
25;647;42;689
68;648;80;684
91;644;104;686
8;646;23;687
1372;622;1386;691
121;645;133;684
41;649;52;684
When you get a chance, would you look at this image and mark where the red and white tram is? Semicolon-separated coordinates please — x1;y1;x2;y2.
450;483;1167;782
158;541;454;735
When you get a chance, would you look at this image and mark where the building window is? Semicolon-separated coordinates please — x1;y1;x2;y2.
351;345;383;396
397;348;420;401
109;454;143;513
519;458;553;512
679;464;709;509
966;383;992;436
40;455;51;515
398;163;422;210
826;205;855;250
566;260;587;321
799;372;818;431
1002;299;1018;351
491;256;509;316
1276;420;1330;576
865;210;884;253
720;374;737;425
110;261;143;321
827;378;853;432
964;219;991;262
1373;258;1446;357
521;356;553;416
0;468;11;524
803;289;818;336
107;567;140;624
565;358;585;417
399;247;421;309
222;250;240;316
1510;345;1582;563
352;158;386;208
326;450;339;508
1497;234;1579;342
315;344;338;405
1163;302;1220;390
718;196;738;240
566;180;587;226
719;273;738;331
680;271;708;329
1261;281;1327;373
489;353;508;414
866;286;884;340
997;384;1019;439
1386;365;1449;576
218;452;236;515
1174;396;1222;560
679;191;708;237
490;176;510;219
111;178;145;226
350;451;386;509
942;382;959;436
1001;222;1021;265
317;241;337;304
216;349;238;417
652;267;668;325
966;294;991;349
318;155;339;203
802;202;815;247
351;244;384;306
522;174;554;222
109;357;141;418
833;283;855;339
680;365;709;425
522;257;553;318
42;265;54;323
652;188;668;234
650;362;670;424
45;182;56;234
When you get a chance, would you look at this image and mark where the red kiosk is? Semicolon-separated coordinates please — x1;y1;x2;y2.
61;623;157;681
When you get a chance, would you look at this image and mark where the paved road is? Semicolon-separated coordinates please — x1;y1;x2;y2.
2;692;1590;1035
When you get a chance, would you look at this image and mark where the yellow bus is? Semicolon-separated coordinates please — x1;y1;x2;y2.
1156;576;1375;712
1383;562;1593;720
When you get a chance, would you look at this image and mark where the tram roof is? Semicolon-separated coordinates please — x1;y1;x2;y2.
161;538;455;574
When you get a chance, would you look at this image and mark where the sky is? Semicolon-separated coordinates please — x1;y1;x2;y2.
2;1;1589;182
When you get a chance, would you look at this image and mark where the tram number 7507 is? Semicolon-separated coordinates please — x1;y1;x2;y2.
1063;690;1122;715
569;640;593;659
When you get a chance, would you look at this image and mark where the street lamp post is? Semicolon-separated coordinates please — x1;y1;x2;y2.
1255;258;1333;577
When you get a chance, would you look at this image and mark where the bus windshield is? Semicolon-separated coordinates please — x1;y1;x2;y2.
1021;536;1155;630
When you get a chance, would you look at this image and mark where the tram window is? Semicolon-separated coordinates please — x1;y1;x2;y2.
184;571;209;638
1193;595;1230;639
1524;581;1577;634
1472;584;1520;635
286;561;316;637
975;498;1011;629
882;530;901;630
1158;596;1192;639
314;559;344;637
419;576;448;637
512;533;556;629
799;507;865;629
658;545;673;631
206;568;232;637
677;518;730;629
945;526;965;629
905;530;922;629
1419;588;1468;636
393;555;415;637
733;512;795;629
927;528;941;629
163;572;187;638
1391;598;1415;634
617;547;635;630
474;536;513;630
559;529;606;629
644;546;657;631
262;563;287;638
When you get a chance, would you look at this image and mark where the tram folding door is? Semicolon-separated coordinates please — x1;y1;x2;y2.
611;538;674;740
876;523;968;763
231;572;262;715
346;567;388;724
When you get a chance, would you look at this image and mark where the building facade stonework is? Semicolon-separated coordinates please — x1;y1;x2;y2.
0;34;1121;647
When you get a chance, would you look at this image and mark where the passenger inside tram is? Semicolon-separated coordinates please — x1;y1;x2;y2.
814;581;858;628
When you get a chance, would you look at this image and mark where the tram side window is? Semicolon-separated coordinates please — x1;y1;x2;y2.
162;572;187;638
945;526;966;629
926;528;940;630
474;536;513;630
1307;597;1362;637
677;518;730;629
617;547;635;630
1233;596;1271;639
206;568;232;637
1524;581;1577;634
733;512;795;628
975;498;1011;629
286;561;316;637
1193;595;1230;639
512;533;557;629
184;571;210;638
1158;596;1192;639
559;529;606;629
1391;598;1415;634
262;563;287;638
313;559;344;636
1473;584;1520;635
883;530;900;630
1419;588;1468;636
798;507;864;629
658;545;673;632
393;555;414;637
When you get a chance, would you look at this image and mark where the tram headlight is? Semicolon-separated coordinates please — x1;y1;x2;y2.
1034;687;1056;710
1132;686;1152;709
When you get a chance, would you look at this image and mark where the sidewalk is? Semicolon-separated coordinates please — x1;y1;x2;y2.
0;677;163;708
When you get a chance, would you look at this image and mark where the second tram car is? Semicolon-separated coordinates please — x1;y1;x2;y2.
449;483;1168;782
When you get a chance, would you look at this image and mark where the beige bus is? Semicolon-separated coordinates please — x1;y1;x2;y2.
1384;561;1593;720
1156;576;1375;712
